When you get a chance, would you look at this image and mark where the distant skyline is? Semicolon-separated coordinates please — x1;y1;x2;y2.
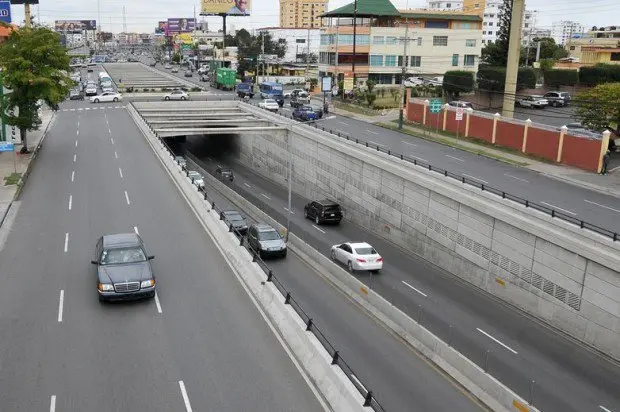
8;0;618;34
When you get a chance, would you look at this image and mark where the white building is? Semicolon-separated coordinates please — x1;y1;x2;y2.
426;0;463;11
551;20;585;45
258;27;320;64
478;0;539;46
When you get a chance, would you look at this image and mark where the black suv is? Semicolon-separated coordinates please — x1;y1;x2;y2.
246;224;287;258
304;200;343;225
215;166;234;182
543;91;571;107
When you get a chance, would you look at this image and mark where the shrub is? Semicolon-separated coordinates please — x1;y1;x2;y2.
365;92;377;107
544;69;579;87
579;64;620;85
190;87;201;92
442;70;474;98
477;66;536;92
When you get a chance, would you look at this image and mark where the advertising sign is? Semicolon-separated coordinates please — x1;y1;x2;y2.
0;141;14;152
455;107;464;121
343;72;354;92
55;20;97;32
166;18;196;34
155;21;167;34
321;76;332;93
9;0;39;4
201;0;251;16
0;1;11;24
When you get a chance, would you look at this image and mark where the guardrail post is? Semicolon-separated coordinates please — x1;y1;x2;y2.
252;250;257;262
363;392;373;407
267;270;273;281
331;350;339;365
203;191;208;200
529;380;536;405
484;349;491;372
284;292;291;304
229;223;233;232
306;318;313;331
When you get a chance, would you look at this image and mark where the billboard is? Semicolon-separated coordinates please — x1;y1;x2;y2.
166;18;196;35
201;0;250;16
155;21;167;34
55;20;97;32
10;0;39;4
0;1;11;24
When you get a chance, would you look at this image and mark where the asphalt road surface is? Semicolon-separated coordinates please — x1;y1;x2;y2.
171;135;620;412
0;101;325;411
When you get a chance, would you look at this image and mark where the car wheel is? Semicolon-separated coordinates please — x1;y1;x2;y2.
347;261;354;273
181;96;186;100
113;97;119;102
315;215;320;225
164;96;170;101
94;98;99;103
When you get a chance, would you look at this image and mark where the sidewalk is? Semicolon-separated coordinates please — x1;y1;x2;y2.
0;110;55;226
330;103;620;199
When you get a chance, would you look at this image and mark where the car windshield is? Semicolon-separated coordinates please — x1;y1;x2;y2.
258;230;280;241
354;247;377;255
100;246;146;265
227;214;244;221
265;99;276;104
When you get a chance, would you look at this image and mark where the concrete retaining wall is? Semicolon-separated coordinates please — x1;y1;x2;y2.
235;103;620;360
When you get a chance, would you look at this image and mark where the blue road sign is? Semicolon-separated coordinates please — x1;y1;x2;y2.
0;141;14;152
0;1;11;24
429;98;443;114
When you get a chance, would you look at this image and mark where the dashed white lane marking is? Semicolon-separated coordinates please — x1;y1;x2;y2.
109;128;112;134
110;137;114;144
75;139;78;146
71;170;75;182
462;174;489;184
124;190;131;205
368;140;385;148
402;281;428;297
350;374;367;393
445;154;465;162
323;115;336;120
73;154;76;162
283;207;295;214
366;129;379;135
244;182;251;188
599;405;613;412
64;233;69;253
504;173;529;183
312;224;325;234
402;140;418;147
76;130;79;136
114;151;118;159
85;107;90;111
57;290;65;323
476;328;518;354
584;199;620;214
70;108;75;111
68;195;72;211
154;291;162;314
77;108;83;111
338;121;349;126
540;201;576;216
260;193;270;200
49;395;56;412
178;381;193;412
411;155;429;163
134;226;139;235
118;167;123;178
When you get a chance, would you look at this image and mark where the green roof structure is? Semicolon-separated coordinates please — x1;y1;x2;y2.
321;0;400;17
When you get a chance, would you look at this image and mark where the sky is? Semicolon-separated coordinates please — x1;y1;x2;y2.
8;0;619;34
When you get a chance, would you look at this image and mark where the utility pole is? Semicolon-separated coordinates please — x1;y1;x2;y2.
261;32;266;78
24;3;31;28
501;0;525;118
305;27;311;81
351;0;358;88
122;6;127;33
398;22;412;129
535;40;541;62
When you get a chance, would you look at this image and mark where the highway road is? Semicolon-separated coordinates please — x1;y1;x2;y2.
171;134;620;412
0;100;324;411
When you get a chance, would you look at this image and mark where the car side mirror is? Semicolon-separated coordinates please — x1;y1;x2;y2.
148;255;155;260
91;260;98;265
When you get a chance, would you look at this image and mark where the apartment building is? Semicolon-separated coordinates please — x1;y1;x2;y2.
259;27;321;63
462;0;538;45
280;0;328;28
566;26;620;65
318;0;482;85
551;20;585;46
426;0;464;11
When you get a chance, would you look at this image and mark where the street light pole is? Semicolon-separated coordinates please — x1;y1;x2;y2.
286;130;293;241
398;10;411;130
351;0;358;88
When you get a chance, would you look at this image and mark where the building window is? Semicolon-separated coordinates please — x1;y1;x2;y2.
386;36;398;44
446;3;452;7
433;35;448;46
489;14;494;17
357;35;370;45
320;34;330;45
482;31;486;35
373;36;385;44
410;55;421;67
398;55;404;66
483;13;488;17
488;22;493;26
452;54;459;66
385;55;397;66
483;22;487;26
611;52;620;61
524;23;529;28
466;39;476;47
370;55;383;66
426;20;449;29
570;46;575;50
417;37;423;46
488;31;493;35
482;39;486;44
296;39;306;43
464;55;476;66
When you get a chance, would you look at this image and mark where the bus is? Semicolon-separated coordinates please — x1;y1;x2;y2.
259;82;284;107
98;71;112;85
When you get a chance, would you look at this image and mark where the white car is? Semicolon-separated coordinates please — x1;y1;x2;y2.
258;99;279;112
84;84;98;96
171;67;179;73
284;88;306;99
330;242;383;273
425;76;444;86
187;171;204;188
404;76;425;87
164;90;189;101
90;92;122;103
516;95;548;108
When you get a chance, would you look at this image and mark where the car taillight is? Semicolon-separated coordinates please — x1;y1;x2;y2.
376;257;383;262
356;258;366;263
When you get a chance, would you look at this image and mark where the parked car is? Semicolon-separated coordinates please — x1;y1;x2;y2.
543;91;571;107
290;92;310;108
448;100;473;109
164;90;189;101
304;200;342;225
425;76;443;86
215;166;234;182
69;89;84;100
90;92;122;103
91;233;156;302
184;70;193;77
292;106;318;122
258;99;280;112
85;84;98;96
562;122;601;138
246;223;287;258
403;76;425;87
516;95;548;108
174;156;187;168
187;171;204;188
220;210;248;235
330;242;383;273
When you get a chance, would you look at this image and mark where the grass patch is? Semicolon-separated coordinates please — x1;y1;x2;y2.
377;122;530;166
332;101;380;116
3;172;21;186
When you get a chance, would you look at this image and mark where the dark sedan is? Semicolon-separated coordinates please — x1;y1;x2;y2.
216;166;234;182
91;233;156;302
220;210;249;235
292;106;318;122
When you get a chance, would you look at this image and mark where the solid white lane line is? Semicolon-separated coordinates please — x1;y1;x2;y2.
50;395;56;412
504;173;529;183
584;199;620;214
244;182;251;188
178;381;193;412
154;291;162;314
476;328;518;354
118;167;123;178
261;193;271;200
134;226;139;235
462;174;489;184
57;290;64;323
64;233;69;253
338;121;349;126
76;130;79;136
402;281;428;297
402;140;418;147
114;151;118;159
283;207;295;214
312;224;326;234
71;170;75;182
336;129;348;135
412;155;429;163
68;195;72;211
73;154;76;162
109;128;112;135
445;154;465;162
608;165;620;173
368;140;385;148
599;405;613;412
75;139;78;146
540;201;576;216
350;374;367;394
124;191;131;205
366;129;379;135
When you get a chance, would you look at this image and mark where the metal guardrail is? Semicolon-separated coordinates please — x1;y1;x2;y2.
135;105;386;411
238;98;619;242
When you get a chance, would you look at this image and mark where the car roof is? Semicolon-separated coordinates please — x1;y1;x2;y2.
102;233;142;248
348;242;373;249
222;210;243;216
253;223;277;232
317;199;339;206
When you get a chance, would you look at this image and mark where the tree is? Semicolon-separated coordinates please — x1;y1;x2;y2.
366;79;377;94
575;83;620;134
0;26;71;153
481;0;511;66
442;71;474;99
235;31;287;76
171;52;181;63
522;37;568;65
365;92;377;107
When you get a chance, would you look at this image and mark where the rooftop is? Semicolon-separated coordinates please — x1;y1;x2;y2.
399;9;482;21
322;0;399;17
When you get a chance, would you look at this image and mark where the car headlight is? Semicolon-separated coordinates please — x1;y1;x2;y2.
98;283;114;291
141;279;155;288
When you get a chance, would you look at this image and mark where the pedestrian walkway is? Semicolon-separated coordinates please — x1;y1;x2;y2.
0;110;55;226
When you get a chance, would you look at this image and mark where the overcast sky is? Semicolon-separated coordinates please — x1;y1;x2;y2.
9;0;618;33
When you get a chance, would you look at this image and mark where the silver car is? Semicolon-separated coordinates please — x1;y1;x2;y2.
187;171;204;188
164;90;189;101
247;224;287;258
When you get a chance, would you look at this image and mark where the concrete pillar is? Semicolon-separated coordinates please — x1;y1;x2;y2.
442;103;449;131
502;0;525;118
464;107;473;137
557;125;567;163
423;99;429;126
521;118;531;153
598;130;612;173
492;113;500;144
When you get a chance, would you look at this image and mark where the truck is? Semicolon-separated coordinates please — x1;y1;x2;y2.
215;67;236;91
236;82;254;98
